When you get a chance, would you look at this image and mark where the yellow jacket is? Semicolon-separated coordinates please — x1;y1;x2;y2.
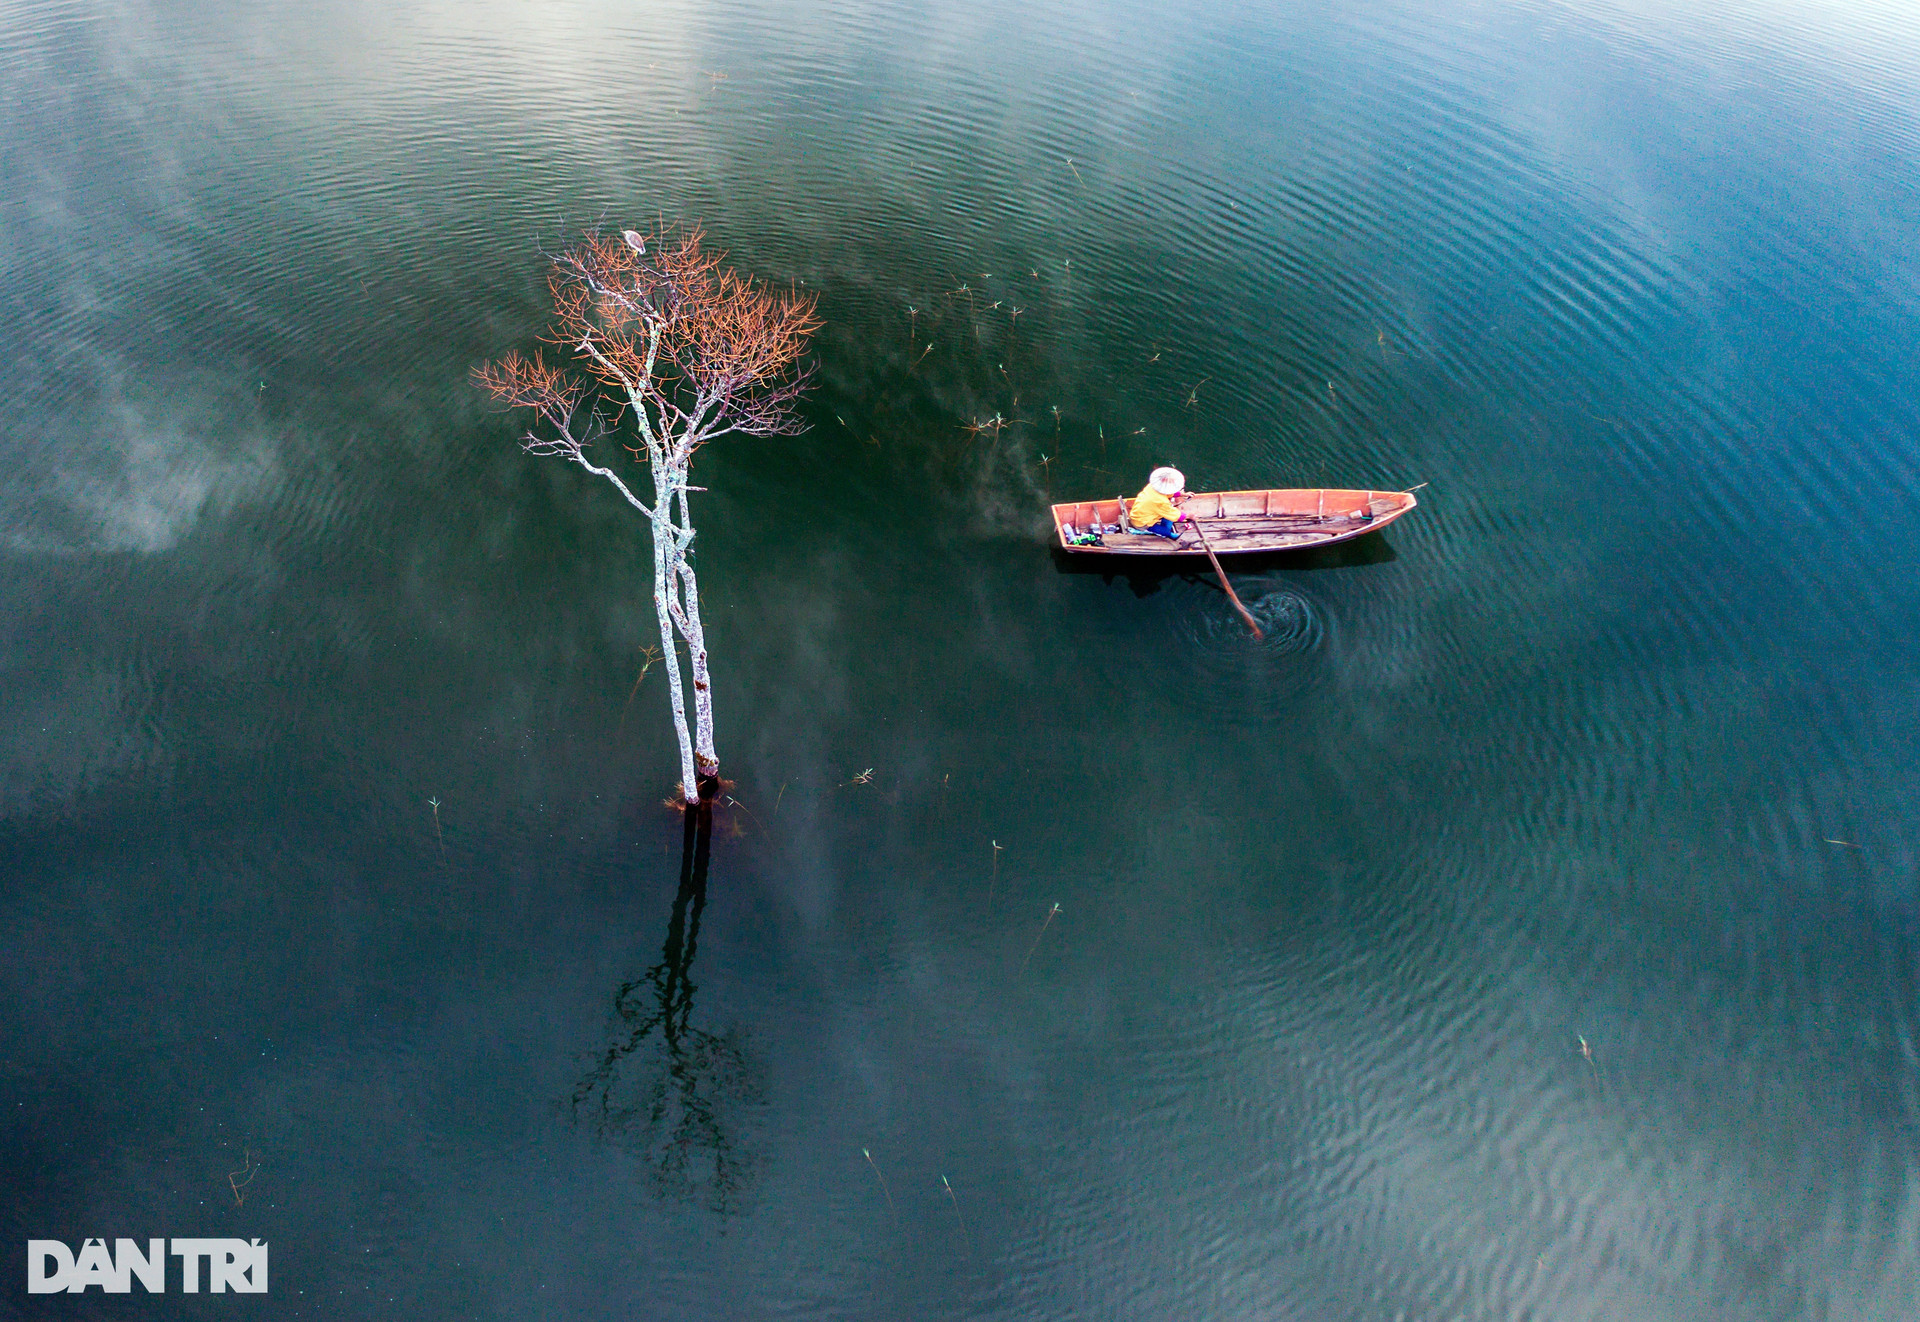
1128;485;1180;527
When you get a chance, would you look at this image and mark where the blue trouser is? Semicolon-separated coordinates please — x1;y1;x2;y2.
1135;517;1180;539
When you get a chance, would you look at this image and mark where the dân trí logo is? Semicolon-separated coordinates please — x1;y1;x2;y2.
26;1239;267;1294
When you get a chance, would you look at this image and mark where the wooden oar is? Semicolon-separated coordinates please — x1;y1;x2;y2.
1186;517;1263;639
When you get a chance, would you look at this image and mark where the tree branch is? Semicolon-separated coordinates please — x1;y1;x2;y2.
476;222;822;799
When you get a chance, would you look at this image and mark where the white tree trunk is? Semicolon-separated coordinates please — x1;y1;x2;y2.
649;499;700;803
680;563;717;778
535;323;738;807
554;450;701;804
674;483;719;780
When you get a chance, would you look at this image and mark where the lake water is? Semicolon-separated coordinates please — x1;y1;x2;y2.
5;0;1920;1316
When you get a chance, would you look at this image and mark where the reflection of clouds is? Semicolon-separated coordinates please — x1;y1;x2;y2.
4;365;280;556
2;12;283;561
117;0;718;120
1571;0;1920;74
1488;0;1920;292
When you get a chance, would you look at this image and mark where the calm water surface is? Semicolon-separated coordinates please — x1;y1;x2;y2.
5;0;1920;1317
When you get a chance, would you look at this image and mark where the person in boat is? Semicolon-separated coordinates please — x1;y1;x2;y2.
1128;466;1189;539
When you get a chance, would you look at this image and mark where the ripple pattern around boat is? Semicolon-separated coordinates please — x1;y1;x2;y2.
1160;579;1331;712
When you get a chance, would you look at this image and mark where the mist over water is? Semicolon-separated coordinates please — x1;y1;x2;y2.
4;0;1920;1317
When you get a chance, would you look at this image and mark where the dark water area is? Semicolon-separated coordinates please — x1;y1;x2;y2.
5;0;1920;1316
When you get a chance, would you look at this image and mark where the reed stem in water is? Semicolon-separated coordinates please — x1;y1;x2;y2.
862;1148;895;1212
1021;902;1062;971
942;1174;971;1255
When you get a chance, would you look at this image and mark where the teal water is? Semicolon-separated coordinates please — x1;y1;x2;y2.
4;0;1920;1316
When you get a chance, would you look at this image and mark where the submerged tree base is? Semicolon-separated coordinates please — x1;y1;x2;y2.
661;775;732;812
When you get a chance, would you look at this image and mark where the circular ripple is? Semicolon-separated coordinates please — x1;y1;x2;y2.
1163;581;1330;720
1191;585;1322;652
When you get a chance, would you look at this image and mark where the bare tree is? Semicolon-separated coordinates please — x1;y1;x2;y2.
476;226;820;803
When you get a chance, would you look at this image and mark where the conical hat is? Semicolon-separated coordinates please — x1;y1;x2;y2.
1149;466;1186;496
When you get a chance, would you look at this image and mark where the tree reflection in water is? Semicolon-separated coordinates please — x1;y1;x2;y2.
572;806;764;1213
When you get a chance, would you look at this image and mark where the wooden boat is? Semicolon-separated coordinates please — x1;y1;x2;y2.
1051;487;1419;556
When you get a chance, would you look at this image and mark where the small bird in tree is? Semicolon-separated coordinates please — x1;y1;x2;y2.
476;225;821;806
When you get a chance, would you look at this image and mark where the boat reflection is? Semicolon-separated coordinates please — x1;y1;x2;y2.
1049;529;1398;584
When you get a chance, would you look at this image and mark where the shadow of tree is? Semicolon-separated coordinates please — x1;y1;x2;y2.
571;806;765;1214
